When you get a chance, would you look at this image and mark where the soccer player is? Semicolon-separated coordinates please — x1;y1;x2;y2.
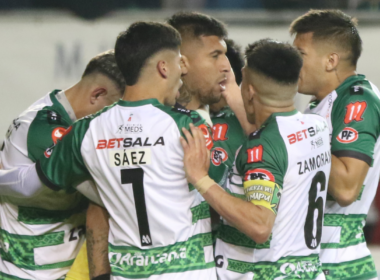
27;22;217;280
291;10;380;280
209;39;246;186
166;12;252;186
0;50;125;280
86;13;232;279
180;39;331;280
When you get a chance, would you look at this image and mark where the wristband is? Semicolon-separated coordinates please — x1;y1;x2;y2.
194;176;216;195
92;274;111;280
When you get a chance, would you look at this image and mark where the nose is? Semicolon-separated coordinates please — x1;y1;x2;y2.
221;54;231;73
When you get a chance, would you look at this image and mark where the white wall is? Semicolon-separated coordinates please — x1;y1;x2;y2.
1;13;380;136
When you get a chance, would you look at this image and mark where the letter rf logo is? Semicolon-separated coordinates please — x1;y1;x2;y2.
337;127;358;143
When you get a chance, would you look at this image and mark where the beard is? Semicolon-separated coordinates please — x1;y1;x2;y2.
178;82;221;106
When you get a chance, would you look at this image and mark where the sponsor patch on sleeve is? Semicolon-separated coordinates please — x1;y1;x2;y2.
336;127;358;143
244;179;281;215
199;124;214;150
244;168;274;181
344;101;367;124
246;145;263;163
211;147;228;166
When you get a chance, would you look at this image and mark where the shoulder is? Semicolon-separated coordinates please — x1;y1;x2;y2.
336;77;380;107
154;103;205;128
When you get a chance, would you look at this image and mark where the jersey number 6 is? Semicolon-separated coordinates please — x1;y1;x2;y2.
121;168;152;247
304;171;326;249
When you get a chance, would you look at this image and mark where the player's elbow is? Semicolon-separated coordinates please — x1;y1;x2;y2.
247;224;272;244
333;188;359;207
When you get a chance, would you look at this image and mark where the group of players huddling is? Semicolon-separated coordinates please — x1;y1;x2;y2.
0;8;379;280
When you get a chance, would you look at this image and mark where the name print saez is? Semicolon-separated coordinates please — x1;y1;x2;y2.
96;136;165;167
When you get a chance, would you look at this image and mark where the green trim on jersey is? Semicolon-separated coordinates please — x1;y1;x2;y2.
227;254;322;279
0;228;74;270
236;110;291;204
36;102;113;191
27;90;73;162
322;255;377;280
0;272;30;280
190;201;211;224
17;197;88;225
321;214;367;249
210;106;245;169
109;232;214;279
331;75;380;166
217;224;270;249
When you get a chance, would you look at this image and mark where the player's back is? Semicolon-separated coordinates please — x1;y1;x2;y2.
216;111;330;280
0;90;86;280
305;75;380;279
79;99;216;280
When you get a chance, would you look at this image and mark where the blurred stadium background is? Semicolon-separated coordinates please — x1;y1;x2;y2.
1;0;380;275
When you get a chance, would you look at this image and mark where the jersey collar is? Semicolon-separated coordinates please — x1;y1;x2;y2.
49;90;76;124
117;98;161;107
263;109;299;126
335;74;366;94
55;90;77;122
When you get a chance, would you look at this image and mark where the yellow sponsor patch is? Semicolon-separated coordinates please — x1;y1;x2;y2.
243;179;281;215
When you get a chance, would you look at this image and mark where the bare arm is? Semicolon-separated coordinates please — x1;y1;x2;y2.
222;70;256;135
86;203;110;279
328;155;369;207
180;124;274;243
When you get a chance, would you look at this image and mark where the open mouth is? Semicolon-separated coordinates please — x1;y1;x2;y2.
219;79;227;91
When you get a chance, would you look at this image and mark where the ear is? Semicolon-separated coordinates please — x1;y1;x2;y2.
181;55;190;73
326;53;340;72
157;60;168;79
90;87;107;104
248;84;256;102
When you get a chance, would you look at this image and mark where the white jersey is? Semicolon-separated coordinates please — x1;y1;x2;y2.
35;98;217;280
305;75;380;279
0;90;86;280
215;110;330;280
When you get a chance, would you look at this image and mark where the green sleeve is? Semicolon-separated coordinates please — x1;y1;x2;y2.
237;125;287;215
331;86;380;166
27;108;72;162
36;118;92;192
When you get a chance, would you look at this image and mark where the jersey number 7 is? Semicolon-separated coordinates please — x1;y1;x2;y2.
121;168;152;247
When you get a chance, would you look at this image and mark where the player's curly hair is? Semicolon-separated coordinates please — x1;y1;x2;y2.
82;50;126;95
245;39;302;85
290;10;362;67
115;21;181;86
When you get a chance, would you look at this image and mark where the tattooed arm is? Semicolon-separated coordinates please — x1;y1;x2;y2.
86;202;111;279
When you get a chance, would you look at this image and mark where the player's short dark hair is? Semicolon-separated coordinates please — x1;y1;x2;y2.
82;50;125;94
115;21;181;86
225;39;244;85
167;12;227;40
245;39;302;85
290;10;362;67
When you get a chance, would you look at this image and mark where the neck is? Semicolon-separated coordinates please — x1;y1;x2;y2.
209;98;228;114
123;83;165;104
315;70;357;101
64;82;87;119
180;96;202;110
254;103;295;128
